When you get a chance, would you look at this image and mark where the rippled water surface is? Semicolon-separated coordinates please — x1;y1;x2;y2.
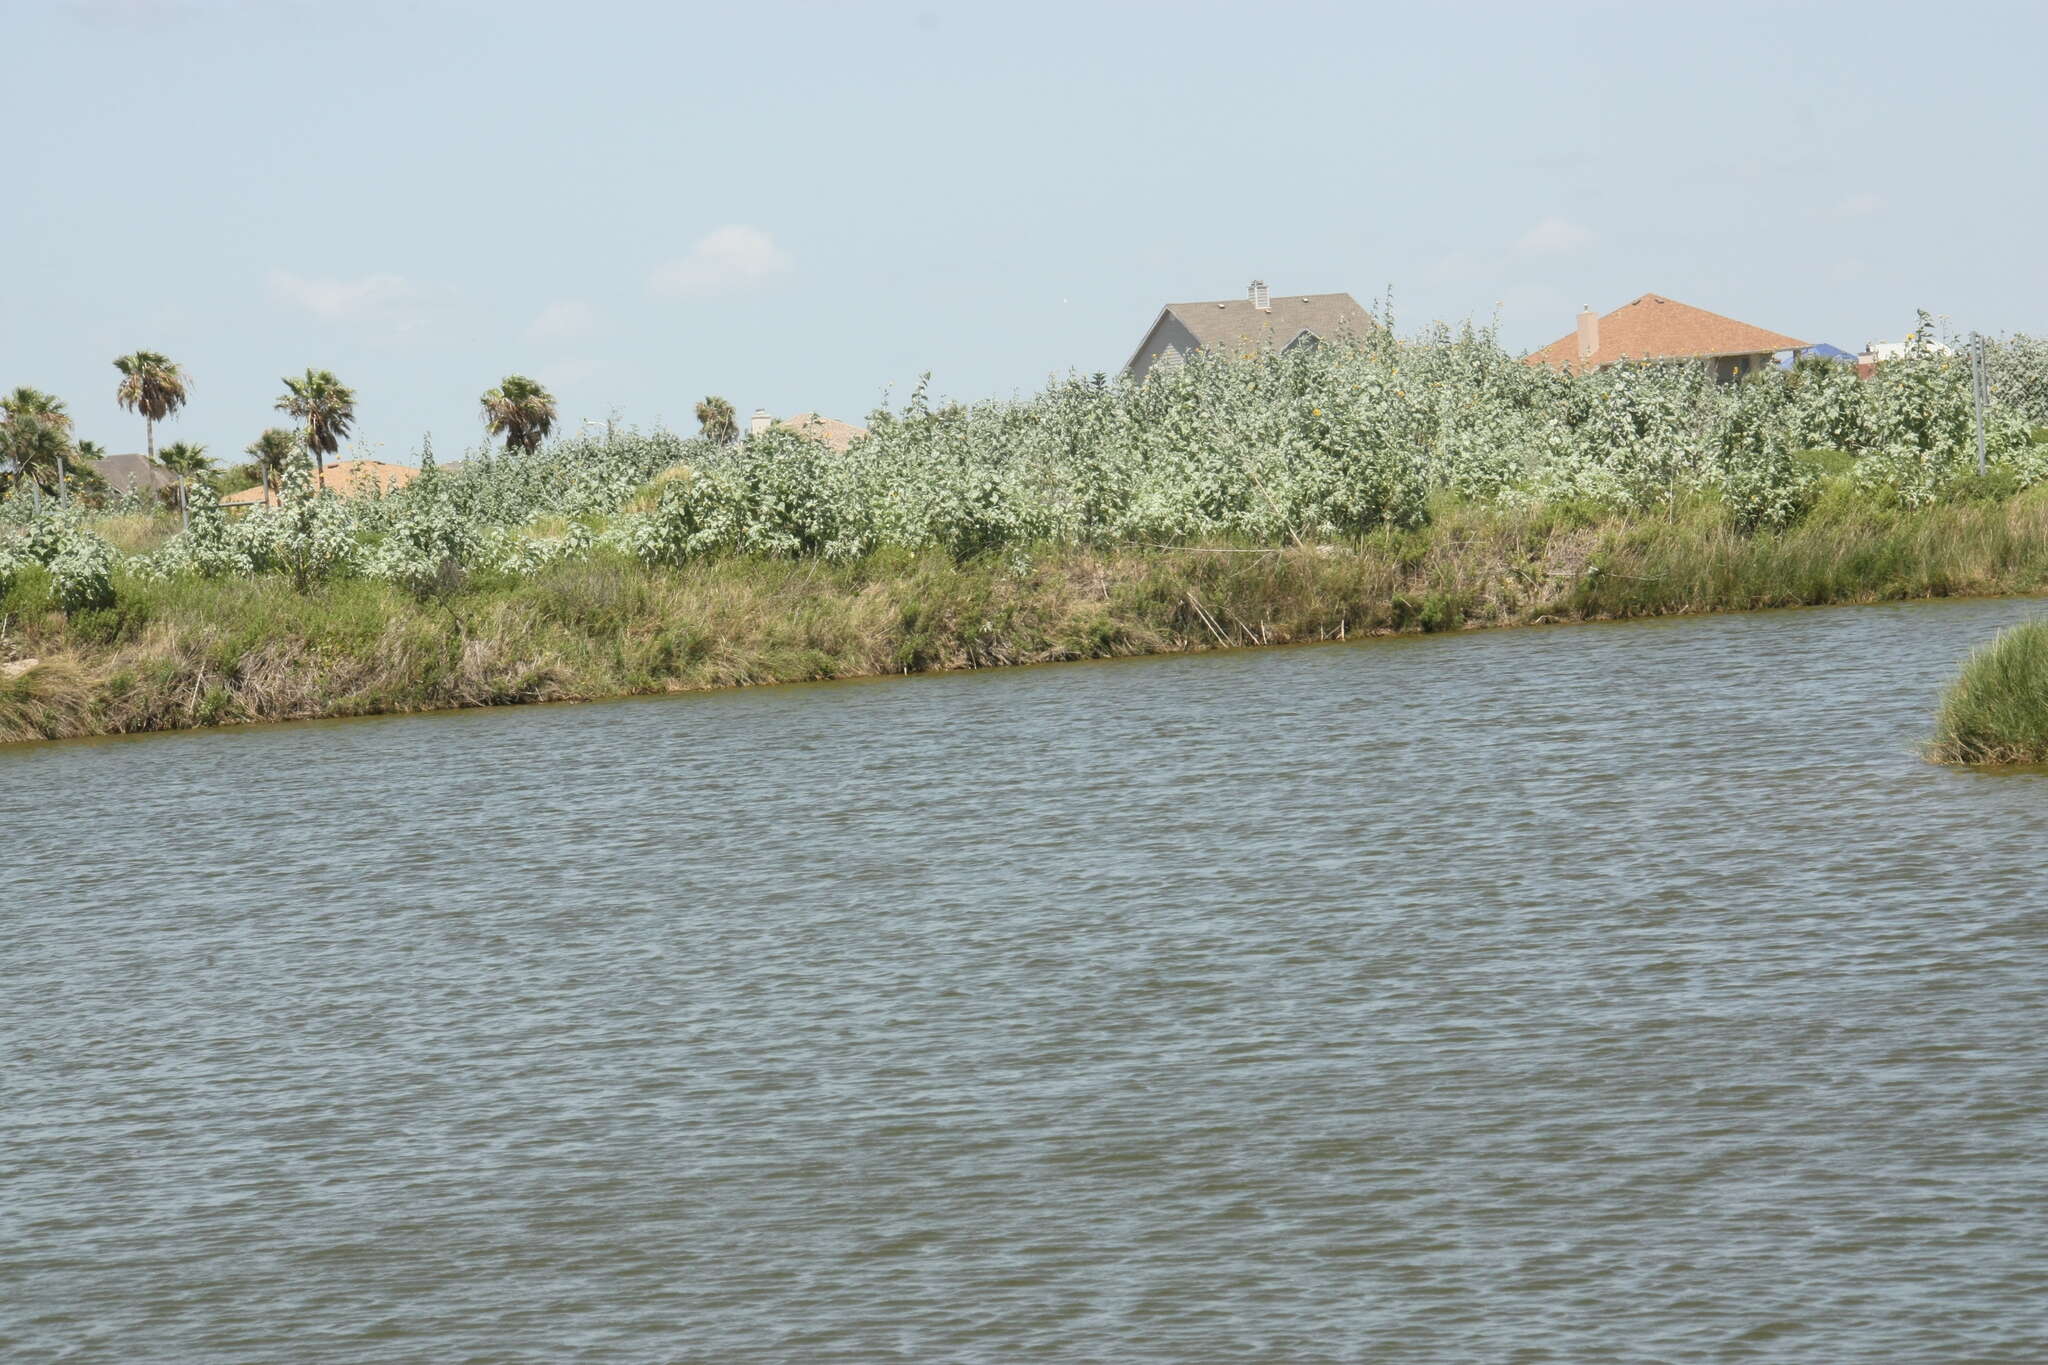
9;599;2048;1362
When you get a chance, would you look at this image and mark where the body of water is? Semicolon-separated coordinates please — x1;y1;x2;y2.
7;599;2048;1361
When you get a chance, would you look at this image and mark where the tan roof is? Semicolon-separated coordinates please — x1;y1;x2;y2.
776;413;867;453
222;458;420;505
1526;294;1808;371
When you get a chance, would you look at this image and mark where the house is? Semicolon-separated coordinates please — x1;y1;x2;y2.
1861;335;1952;364
86;452;178;498
1526;294;1808;381
746;410;868;452
1125;281;1374;381
221;457;421;509
1855;334;1952;378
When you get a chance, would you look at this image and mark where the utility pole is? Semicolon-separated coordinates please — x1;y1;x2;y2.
1970;333;1990;477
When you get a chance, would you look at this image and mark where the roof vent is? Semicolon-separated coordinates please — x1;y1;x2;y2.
1249;279;1270;311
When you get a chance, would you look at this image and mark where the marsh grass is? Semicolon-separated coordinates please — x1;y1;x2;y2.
1929;621;2048;765
90;512;181;556
10;494;2048;744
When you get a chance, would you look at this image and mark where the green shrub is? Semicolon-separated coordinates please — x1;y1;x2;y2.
1794;448;1857;477
1;560;53;616
1941;465;2023;504
10;312;2048;597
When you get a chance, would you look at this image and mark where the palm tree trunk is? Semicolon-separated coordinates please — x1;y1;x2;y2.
57;454;67;507
146;417;155;467
179;478;189;532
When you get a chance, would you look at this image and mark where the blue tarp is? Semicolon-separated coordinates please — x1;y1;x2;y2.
1777;343;1856;370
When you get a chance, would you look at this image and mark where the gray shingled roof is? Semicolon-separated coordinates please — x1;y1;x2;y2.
88;453;177;495
1129;292;1373;372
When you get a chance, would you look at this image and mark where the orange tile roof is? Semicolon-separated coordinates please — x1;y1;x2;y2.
1526;294;1808;372
222;458;421;505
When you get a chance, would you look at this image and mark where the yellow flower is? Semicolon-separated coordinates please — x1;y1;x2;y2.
1312;407;1322;416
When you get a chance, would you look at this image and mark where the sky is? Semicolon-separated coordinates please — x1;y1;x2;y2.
8;0;2047;466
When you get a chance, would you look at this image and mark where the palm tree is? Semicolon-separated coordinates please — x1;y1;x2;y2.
1;427;55;509
695;395;738;445
245;428;299;508
157;441;212;530
480;374;557;454
3;419;70;510
275;369;356;489
1;387;74;509
114;351;191;468
0;412;62;510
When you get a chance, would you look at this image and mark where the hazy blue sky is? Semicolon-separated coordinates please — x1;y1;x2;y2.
9;0;2045;464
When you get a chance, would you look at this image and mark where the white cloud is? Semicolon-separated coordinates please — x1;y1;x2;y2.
267;268;419;324
1830;191;1884;219
525;300;596;343
1513;217;1594;257
649;225;794;298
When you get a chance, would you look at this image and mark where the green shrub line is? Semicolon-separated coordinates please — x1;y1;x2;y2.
9;490;2048;745
1929;621;2048;766
6;317;2048;742
8;315;2048;591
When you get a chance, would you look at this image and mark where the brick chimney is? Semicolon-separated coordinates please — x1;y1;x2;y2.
1576;305;1599;362
1249;279;1270;311
749;408;774;436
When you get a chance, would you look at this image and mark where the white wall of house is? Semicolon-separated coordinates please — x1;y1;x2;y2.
1126;313;1206;382
1863;337;1953;363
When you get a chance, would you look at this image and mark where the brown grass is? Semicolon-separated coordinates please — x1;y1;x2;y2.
7;489;2048;745
90;512;182;555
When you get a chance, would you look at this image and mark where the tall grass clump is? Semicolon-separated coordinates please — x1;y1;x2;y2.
1929;622;2048;765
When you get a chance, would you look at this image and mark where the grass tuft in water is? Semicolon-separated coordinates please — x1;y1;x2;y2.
1929;622;2048;765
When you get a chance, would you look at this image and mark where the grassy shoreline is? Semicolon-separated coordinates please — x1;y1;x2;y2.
9;491;2048;746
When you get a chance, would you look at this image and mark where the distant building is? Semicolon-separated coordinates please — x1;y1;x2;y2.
221;458;420;509
1859;335;1952;363
1861;336;1953;363
746;410;868;452
86;452;178;498
1853;335;1953;379
1124;281;1374;381
1526;294;1808;382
